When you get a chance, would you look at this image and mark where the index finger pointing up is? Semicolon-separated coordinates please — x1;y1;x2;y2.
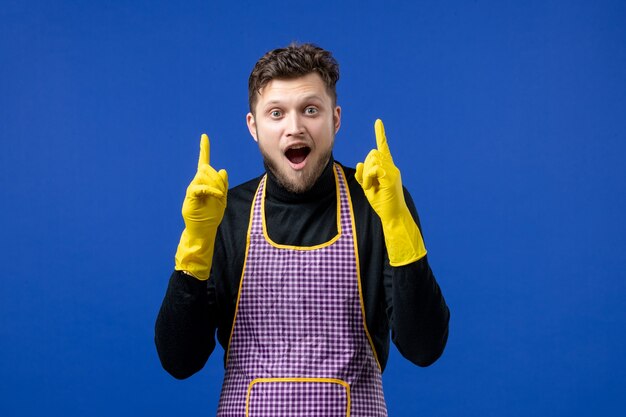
198;133;210;169
374;119;392;157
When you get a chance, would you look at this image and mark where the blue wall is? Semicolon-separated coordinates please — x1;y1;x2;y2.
1;1;624;416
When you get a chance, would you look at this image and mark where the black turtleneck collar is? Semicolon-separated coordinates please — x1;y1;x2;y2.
265;155;336;204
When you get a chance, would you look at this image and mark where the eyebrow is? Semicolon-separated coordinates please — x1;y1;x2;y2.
300;94;324;102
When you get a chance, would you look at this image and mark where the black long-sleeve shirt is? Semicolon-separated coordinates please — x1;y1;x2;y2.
156;158;449;380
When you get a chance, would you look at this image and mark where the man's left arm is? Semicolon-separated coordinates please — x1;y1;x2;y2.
356;119;449;366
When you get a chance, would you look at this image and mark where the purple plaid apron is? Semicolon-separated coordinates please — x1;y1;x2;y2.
217;164;388;417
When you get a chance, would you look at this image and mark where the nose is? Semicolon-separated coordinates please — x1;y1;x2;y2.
285;112;304;137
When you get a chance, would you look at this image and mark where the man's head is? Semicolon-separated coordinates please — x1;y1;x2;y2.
248;43;339;115
246;43;341;194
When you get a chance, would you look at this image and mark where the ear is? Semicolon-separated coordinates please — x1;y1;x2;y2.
333;106;342;134
246;112;258;142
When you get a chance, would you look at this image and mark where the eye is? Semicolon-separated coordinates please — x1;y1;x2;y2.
270;110;282;118
305;107;318;115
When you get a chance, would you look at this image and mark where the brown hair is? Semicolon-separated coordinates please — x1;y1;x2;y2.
248;42;340;113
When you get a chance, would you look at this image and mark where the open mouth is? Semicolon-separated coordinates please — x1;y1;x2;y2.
284;146;311;166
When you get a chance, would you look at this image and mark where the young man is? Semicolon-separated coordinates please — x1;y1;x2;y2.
156;43;449;416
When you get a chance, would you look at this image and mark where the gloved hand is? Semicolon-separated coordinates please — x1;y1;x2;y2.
355;119;426;266
174;134;228;280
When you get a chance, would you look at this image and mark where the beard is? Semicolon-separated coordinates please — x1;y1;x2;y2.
260;145;333;194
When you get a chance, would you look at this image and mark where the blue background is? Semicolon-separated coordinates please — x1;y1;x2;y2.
1;1;625;416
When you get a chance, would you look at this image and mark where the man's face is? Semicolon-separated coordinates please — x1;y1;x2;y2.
246;72;341;193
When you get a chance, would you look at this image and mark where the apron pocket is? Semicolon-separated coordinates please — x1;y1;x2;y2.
246;377;350;417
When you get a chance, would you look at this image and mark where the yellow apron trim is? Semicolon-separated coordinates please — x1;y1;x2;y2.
338;165;383;372
245;377;351;417
224;178;264;365
261;165;342;250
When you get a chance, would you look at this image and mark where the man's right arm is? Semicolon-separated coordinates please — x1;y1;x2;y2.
155;134;227;379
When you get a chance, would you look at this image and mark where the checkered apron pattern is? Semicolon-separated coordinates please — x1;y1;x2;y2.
216;164;388;417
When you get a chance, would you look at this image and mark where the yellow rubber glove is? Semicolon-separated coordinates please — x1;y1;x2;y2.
174;134;228;280
355;119;427;266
